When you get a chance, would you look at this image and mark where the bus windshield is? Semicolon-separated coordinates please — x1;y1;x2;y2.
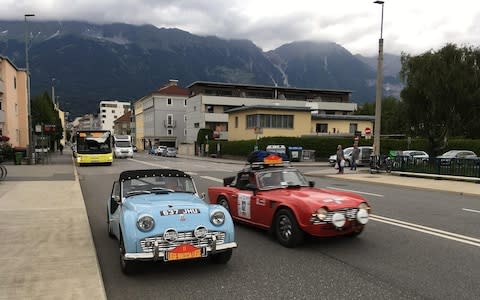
76;131;112;154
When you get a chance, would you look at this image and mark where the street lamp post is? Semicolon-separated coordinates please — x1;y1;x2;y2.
25;13;35;164
51;77;56;106
373;0;384;156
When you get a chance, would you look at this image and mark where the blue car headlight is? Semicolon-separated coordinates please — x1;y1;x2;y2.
137;215;155;232
210;210;225;226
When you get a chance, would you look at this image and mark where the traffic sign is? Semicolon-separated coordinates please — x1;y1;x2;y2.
365;128;372;135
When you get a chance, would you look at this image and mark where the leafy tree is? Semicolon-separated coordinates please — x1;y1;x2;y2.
400;43;480;155
355;97;407;135
31;91;64;149
196;128;214;145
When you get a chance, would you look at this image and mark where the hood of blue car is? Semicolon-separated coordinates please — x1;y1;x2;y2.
123;193;206;211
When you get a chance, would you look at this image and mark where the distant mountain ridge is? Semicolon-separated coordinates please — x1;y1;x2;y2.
0;20;402;117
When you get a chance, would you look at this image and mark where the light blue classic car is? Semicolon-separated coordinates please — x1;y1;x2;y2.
107;169;237;274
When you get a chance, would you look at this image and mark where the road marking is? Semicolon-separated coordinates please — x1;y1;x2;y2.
200;176;223;183
326;186;384;197
186;172;198;176
462;208;480;214
128;158;168;168
371;214;480;247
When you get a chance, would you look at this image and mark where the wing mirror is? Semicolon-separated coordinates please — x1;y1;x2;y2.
308;181;315;187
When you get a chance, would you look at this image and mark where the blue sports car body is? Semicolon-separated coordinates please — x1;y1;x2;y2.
107;169;237;274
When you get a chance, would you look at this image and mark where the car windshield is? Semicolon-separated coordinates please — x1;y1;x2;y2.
257;169;309;189
122;176;196;197
441;151;458;157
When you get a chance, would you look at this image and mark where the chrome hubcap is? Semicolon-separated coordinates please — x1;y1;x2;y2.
278;215;292;240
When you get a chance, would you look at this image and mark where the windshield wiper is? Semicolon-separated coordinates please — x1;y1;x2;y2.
151;187;175;193
126;190;152;197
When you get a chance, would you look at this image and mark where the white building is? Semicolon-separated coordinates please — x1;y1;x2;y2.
99;100;131;132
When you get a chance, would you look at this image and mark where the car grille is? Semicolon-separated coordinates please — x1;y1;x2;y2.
311;208;359;225
140;231;226;252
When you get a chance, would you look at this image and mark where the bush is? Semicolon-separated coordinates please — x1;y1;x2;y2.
0;143;14;163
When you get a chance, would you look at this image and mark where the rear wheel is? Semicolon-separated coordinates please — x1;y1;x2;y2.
210;249;232;264
274;209;304;248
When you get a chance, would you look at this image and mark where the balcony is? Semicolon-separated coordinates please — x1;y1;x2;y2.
163;120;176;128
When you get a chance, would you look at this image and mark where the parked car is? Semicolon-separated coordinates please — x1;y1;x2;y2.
208;152;371;247
402;150;429;162
437;150;478;165
165;147;177;157
329;146;373;167
107;169;237;274
155;145;167;156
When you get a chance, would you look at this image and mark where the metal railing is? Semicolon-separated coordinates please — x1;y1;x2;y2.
388;156;480;178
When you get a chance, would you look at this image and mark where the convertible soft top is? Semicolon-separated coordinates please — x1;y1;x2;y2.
119;169;191;181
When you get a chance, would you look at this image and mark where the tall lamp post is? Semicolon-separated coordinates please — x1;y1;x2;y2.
373;0;384;156
25;13;35;163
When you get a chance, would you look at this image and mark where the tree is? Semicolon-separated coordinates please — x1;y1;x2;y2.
355;97;407;135
400;44;480;155
31;91;64;149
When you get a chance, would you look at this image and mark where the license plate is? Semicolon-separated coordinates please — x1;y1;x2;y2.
166;244;203;261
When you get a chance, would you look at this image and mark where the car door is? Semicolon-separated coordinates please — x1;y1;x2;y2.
233;172;256;222
109;181;121;237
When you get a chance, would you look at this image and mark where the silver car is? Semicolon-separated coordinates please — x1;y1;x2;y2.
165;147;177;157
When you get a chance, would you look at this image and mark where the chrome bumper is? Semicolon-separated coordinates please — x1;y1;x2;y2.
124;242;238;260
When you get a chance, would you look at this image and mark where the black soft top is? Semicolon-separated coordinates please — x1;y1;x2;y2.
119;169;191;181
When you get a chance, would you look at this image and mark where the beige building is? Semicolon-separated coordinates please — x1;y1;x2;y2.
0;56;29;148
310;114;374;136
227;105;312;141
134;100;144;150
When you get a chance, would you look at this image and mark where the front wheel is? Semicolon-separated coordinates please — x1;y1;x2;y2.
218;196;230;212
119;236;136;275
274;209;304;248
210;249;232;264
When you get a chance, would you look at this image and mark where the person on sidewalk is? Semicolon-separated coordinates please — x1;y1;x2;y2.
336;144;345;174
59;143;64;155
351;144;360;171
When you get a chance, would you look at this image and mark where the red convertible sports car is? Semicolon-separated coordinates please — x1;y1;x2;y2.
208;153;371;247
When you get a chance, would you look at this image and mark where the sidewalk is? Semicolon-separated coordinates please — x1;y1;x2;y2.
0;150;106;300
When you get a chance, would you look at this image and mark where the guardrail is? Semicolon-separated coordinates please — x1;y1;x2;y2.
389;156;480;178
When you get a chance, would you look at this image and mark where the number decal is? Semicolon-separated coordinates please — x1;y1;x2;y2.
237;193;251;219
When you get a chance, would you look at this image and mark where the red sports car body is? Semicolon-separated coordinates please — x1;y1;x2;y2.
208;160;370;247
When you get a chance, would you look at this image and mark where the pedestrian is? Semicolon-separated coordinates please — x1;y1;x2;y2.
59;143;64;155
351;144;360;171
336;144;345;174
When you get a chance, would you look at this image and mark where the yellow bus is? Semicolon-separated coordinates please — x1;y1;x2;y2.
74;130;113;166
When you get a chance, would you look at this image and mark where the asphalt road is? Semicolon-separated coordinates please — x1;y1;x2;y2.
78;153;480;300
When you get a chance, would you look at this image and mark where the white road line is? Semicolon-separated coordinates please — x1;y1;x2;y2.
128;158;168;168
200;176;223;183
462;208;480;214
370;215;480;248
186;172;198;176
370;214;480;247
325;186;384;197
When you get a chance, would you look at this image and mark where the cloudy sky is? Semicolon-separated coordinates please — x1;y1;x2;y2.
1;0;479;56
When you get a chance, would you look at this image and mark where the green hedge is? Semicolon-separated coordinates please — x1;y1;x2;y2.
207;137;480;161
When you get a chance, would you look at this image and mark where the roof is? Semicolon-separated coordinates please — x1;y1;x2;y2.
312;114;375;121
119;169;191;181
187;80;352;95
114;111;131;123
225;105;312;113
156;84;189;96
0;55;24;71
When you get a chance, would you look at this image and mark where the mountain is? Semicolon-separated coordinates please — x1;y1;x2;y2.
0;21;401;118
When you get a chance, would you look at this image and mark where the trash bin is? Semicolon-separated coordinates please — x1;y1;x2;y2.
15;151;23;165
288;146;303;162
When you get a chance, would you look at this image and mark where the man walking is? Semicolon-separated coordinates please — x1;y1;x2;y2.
336;145;345;174
351;144;360;171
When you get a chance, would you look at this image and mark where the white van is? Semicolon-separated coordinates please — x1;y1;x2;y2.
113;135;134;158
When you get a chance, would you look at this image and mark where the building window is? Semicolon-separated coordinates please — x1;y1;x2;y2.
102;120;105;123
102;114;106;118
193;106;196;111
184;99;187;106
206;105;214;113
349;123;358;133
246;114;293;129
184;115;187;122
167;129;173;136
194;123;200;128
316;123;328;133
235;116;239;128
167;114;173;126
184;129;187;136
13;76;16;89
114;115;117;119
167;98;172;106
102;109;106;113
0;102;2;110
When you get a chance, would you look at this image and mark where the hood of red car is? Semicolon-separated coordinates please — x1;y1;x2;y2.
260;187;365;210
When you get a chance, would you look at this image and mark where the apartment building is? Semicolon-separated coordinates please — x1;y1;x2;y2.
99;100;131;132
0;56;29;148
185;81;359;143
134;80;189;149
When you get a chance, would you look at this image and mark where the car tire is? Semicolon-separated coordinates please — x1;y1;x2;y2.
274;208;304;248
119;235;136;275
210;249;232;264
107;211;115;239
218;196;230;212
